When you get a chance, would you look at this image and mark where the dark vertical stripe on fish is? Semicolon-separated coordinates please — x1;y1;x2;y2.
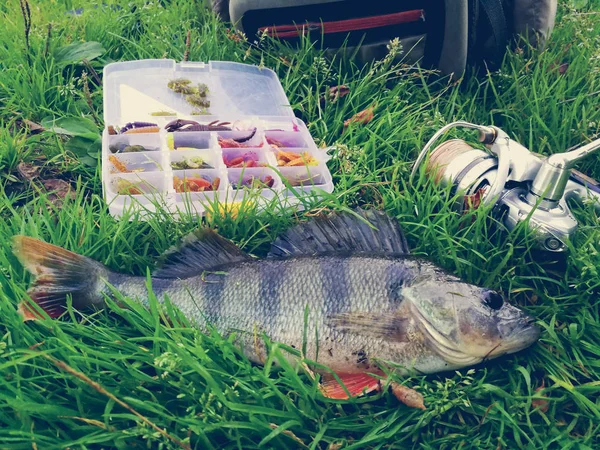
201;271;228;325
385;261;411;306
150;277;177;300
258;259;286;323
321;257;349;315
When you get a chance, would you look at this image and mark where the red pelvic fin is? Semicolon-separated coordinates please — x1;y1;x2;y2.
320;372;381;400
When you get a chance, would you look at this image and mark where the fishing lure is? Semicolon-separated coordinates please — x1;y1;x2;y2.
173;175;220;193
171;157;212;170
276;150;318;167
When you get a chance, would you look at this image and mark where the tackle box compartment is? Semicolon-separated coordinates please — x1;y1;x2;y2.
102;59;334;219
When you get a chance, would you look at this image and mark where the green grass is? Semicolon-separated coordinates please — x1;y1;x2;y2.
1;0;600;448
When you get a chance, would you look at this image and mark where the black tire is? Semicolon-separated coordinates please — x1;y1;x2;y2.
210;0;230;22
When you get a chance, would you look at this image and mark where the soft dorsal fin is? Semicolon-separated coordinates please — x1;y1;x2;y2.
153;229;251;279
267;208;410;259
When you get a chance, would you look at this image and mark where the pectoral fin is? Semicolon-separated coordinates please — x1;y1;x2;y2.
319;372;381;399
328;312;409;342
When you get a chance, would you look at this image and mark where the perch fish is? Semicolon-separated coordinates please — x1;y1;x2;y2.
12;209;540;404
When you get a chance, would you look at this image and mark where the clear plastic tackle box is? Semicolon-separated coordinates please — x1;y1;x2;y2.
101;59;334;219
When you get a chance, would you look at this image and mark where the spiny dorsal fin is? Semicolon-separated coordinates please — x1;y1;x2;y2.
267;208;410;259
153;229;251;279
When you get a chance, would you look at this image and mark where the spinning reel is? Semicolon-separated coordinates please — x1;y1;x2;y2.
410;122;600;252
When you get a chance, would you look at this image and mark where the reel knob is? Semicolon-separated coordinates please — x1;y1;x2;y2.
477;127;497;145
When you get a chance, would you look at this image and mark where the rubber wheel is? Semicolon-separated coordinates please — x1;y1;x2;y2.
210;0;230;22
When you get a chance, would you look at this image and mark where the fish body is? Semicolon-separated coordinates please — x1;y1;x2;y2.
12;209;540;400
110;256;440;374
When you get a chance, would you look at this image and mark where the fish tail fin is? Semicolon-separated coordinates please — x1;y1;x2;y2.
12;236;110;321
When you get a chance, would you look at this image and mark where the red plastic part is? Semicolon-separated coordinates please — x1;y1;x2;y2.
260;10;425;39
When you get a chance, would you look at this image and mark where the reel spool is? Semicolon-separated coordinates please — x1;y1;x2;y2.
425;139;499;202
411;121;511;209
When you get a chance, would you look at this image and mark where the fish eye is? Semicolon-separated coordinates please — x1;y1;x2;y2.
483;291;504;310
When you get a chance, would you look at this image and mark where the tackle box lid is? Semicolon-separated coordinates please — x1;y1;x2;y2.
103;59;295;125
100;59;334;220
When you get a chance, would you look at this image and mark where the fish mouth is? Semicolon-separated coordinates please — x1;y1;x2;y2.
482;315;541;360
499;318;541;355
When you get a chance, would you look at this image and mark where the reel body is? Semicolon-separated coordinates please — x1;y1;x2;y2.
411;122;600;252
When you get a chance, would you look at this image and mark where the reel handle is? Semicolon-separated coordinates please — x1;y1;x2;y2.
557;138;600;169
565;170;600;212
527;137;600;208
